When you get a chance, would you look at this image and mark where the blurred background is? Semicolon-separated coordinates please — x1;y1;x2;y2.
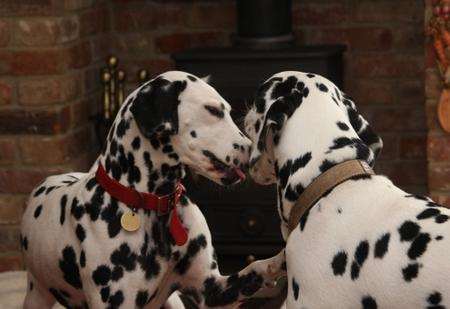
0;0;446;281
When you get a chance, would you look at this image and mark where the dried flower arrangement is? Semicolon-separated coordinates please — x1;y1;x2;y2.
428;0;450;132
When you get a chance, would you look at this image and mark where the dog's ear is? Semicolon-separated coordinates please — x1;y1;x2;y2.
130;77;187;138
256;99;288;153
343;95;383;165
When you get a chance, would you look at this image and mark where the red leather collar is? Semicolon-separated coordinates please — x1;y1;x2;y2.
96;163;188;246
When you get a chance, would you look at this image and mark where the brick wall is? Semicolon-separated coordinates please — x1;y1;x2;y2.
0;0;427;271
0;0;110;271
294;0;426;195
425;0;450;206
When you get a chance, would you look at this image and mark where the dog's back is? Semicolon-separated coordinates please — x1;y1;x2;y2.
286;175;450;308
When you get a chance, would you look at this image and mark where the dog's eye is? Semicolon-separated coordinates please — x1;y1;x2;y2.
204;105;224;119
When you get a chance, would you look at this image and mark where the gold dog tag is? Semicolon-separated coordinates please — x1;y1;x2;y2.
121;211;140;232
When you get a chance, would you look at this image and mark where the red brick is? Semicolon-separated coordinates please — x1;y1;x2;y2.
426;41;437;69
396;80;424;106
393;25;424;51
428;164;450;191
0;167;67;194
67;40;92;69
55;0;94;11
70;100;90;128
0;194;25;224
0;78;13;105
83;65;101;95
425;68;442;100
16;16;79;46
0;225;20;251
430;194;450;207
90;34;110;62
0;106;71;135
190;2;235;29
113;33;154;55
155;4;190;28
371;107;426;132
3;49;68;75
18;74;81;106
113;6;157;32
301;27;393;51
400;134;427;159
0;20;11;47
346;79;394;105
0;0;54;16
79;4;109;37
352;53;423;78
155;32;226;54
428;135;450;161
425;101;445;133
352;0;423;24
19;127;90;165
376;161;427;186
0;252;23;272
122;59;174;83
293;2;347;26
0;137;18;165
377;134;398;161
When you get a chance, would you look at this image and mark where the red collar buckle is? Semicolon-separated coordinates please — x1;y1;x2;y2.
95;163;188;246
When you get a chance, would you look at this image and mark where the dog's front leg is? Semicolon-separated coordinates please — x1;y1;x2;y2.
182;249;286;308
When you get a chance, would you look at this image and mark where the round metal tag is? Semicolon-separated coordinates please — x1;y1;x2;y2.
120;211;140;232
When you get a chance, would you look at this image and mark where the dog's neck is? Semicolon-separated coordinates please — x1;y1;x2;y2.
273;110;372;237
97;105;185;196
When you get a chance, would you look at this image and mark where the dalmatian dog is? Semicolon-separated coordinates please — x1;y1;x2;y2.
244;71;450;308
21;71;285;309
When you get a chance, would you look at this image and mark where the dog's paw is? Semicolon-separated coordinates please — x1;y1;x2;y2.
260;250;287;288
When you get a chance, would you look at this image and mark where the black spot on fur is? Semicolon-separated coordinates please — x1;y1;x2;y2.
136;290;149;307
85;186;104;221
108;290;124;308
402;263;419;282
85;177;96;191
398;221;420;242
21;235;28;250
60;194;68;225
408;233;431;260
374;233;390;259
319;159;336;173
435;214;448;224
299;208;310;231
79;250;86;268
101;286;110;303
49;288;69;307
111;266;123;281
331;251;347;276
175;235;207;275
187;75;197;82
417;208;440;220
101;199;122;238
92;265;111;286
75;224;86;242
131;136;141;150
70;198;85;220
362;295;378;309
316;82;328;92
34;205;42;218
111;243;137;271
351;240;369;280
306;73;315;78
33;186;46;197
116;119;130;138
190;130;197;138
292;277;300;300
337;121;349;130
59;246;82;289
427;291;444;308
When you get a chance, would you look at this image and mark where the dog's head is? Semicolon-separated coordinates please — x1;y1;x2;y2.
130;71;250;186
245;71;383;185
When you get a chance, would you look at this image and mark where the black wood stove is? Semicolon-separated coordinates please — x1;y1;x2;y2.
173;0;346;274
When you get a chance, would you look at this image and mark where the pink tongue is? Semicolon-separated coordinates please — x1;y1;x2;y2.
234;168;246;181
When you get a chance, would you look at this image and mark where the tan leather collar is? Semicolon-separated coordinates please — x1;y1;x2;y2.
287;160;374;234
